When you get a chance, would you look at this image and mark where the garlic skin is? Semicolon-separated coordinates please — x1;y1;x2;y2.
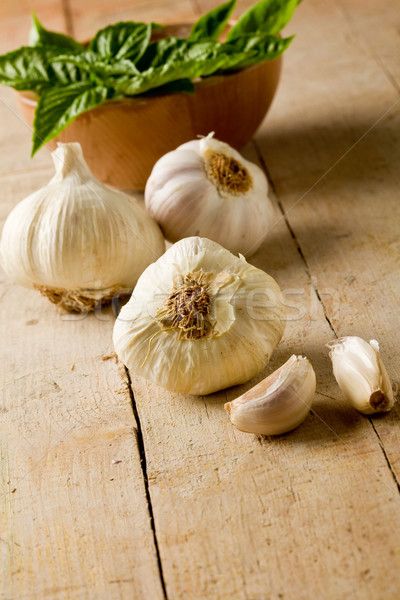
327;336;395;414
144;134;275;257
113;237;286;395
0;143;165;311
225;355;316;435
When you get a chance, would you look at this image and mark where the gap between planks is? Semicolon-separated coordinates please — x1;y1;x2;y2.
253;137;400;498
125;366;169;600
62;0;75;36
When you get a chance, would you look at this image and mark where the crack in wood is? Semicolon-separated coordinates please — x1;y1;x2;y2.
253;140;400;497
369;419;400;494
253;141;336;336
124;367;169;600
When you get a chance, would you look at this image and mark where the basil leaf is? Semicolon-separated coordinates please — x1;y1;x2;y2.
0;47;87;91
89;22;152;63
226;0;299;40
115;39;230;95
117;31;293;96
54;51;140;86
136;37;184;71
32;83;108;155
189;0;236;41
220;33;294;71
29;13;84;51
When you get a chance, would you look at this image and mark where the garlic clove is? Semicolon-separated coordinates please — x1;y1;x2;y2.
224;355;316;435
327;336;395;414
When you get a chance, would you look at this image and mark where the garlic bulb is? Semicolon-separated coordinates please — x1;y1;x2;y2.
225;355;316;435
327;336;395;414
113;237;286;395
0;143;165;311
144;133;275;257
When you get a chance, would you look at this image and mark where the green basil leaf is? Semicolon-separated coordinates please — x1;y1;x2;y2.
136;37;184;71
0;47;87;91
54;51;140;87
116;31;293;96
89;22;152;63
220;33;294;71
189;0;236;41
115;39;230;95
29;13;84;51
226;0;299;40
32;83;108;155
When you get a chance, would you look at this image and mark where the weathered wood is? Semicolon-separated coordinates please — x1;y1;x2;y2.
1;0;400;599
128;0;400;598
67;0;197;41
0;4;165;596
131;181;400;598
0;169;165;600
0;1;67;53
254;0;400;475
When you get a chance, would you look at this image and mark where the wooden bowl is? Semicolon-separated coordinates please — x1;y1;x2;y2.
15;24;282;191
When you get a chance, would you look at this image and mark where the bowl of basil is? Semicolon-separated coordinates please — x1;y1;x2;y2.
2;0;299;190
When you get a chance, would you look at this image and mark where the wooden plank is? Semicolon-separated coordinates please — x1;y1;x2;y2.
254;0;400;474
67;0;197;41
0;148;165;599
334;0;400;90
121;0;400;597
130;178;400;598
0;88;53;178
1;1;400;599
0;0;67;53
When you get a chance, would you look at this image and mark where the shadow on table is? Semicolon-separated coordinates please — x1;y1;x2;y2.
254;105;400;197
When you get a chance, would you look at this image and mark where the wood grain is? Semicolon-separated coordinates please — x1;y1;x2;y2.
130;0;400;597
0;170;165;600
254;0;400;478
1;0;400;599
131;180;400;598
67;0;197;41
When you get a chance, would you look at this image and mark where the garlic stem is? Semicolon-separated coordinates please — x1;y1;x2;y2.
52;142;92;182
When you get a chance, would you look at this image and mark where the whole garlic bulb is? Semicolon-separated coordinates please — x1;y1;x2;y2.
113;237;286;395
0;143;165;311
145;134;275;257
225;355;316;435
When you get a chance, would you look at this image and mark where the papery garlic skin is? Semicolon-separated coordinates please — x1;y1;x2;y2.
225;355;316;435
144;134;275;257
327;336;395;414
0;143;165;311
113;237;286;395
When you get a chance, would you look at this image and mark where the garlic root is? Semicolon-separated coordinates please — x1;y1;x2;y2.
35;284;123;313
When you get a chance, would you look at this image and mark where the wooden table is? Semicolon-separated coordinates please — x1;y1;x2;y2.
1;1;399;598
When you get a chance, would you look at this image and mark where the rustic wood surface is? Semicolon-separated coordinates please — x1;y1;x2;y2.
1;1;399;599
